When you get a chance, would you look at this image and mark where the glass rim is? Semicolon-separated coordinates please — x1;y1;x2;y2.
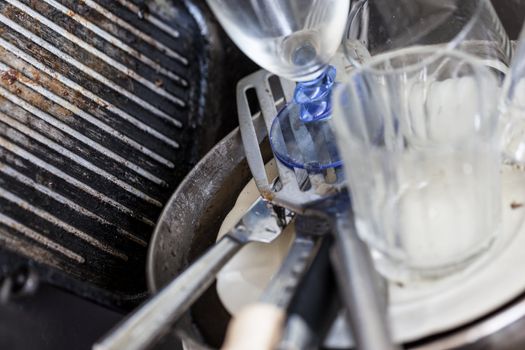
345;45;493;77
332;45;502;139
345;0;491;67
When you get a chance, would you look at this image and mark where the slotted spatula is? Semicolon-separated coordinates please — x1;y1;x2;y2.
235;69;397;350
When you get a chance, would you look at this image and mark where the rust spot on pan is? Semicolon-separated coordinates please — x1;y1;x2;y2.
1;69;18;85
30;68;41;83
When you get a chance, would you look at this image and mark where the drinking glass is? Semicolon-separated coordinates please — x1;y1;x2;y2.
500;25;525;165
206;0;350;171
344;0;511;69
332;47;503;281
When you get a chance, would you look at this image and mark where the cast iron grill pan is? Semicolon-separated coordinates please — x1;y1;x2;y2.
0;0;246;309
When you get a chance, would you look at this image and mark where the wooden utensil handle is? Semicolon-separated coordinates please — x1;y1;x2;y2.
222;304;285;350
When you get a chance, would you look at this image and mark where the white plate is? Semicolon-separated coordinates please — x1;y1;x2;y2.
217;163;525;344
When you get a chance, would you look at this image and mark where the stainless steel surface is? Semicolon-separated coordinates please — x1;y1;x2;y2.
95;194;289;350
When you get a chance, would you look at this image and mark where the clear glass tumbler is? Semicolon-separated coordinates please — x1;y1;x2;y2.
332;47;503;281
344;0;511;69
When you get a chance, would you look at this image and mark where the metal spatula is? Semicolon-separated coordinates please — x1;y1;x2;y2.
236;70;397;350
237;70;341;213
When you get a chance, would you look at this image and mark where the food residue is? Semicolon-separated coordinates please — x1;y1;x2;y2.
511;202;524;210
1;69;18;85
